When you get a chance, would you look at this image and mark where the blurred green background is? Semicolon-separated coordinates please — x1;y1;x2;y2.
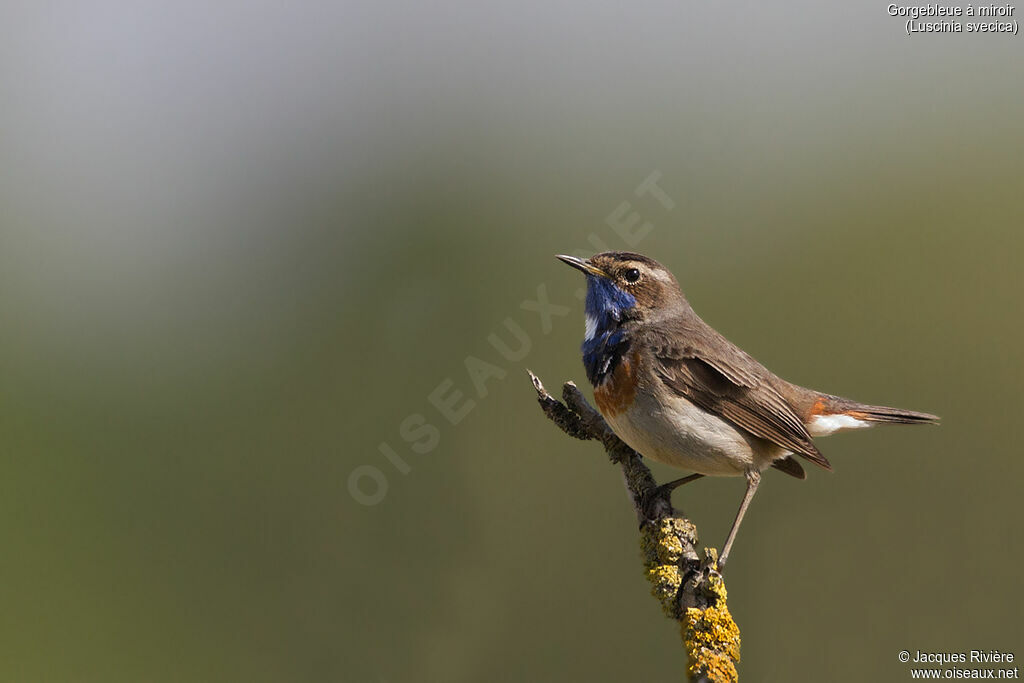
1;2;1021;681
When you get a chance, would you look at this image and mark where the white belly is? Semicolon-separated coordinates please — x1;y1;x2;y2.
603;389;780;477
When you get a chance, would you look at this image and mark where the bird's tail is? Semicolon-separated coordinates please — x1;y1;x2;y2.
801;391;940;436
841;403;940;426
810;390;941;424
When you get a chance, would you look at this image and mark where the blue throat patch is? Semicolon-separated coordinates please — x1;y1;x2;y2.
581;275;636;385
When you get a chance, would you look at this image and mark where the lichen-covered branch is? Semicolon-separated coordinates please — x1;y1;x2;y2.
529;370;741;683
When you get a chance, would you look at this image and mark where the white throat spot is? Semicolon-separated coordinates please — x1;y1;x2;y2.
584;315;598;341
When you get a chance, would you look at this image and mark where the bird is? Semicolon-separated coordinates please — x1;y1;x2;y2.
556;251;939;568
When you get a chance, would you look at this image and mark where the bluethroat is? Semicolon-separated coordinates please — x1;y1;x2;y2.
557;251;939;568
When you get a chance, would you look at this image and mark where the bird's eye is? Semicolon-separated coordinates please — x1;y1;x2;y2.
623;268;641;284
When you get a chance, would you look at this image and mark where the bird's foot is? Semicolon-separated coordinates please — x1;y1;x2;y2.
637;473;704;526
638;483;675;524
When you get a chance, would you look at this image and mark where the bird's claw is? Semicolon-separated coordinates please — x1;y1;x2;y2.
638;483;674;524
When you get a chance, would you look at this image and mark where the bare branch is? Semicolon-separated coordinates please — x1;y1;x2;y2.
528;370;742;683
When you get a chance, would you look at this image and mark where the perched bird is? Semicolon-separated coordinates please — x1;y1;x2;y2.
557;251;938;567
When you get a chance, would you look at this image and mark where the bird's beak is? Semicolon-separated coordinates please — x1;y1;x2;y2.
556;254;606;278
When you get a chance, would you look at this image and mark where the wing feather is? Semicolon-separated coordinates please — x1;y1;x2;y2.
654;339;832;471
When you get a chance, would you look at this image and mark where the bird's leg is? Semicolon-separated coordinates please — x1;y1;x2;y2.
639;473;705;522
659;472;705;493
717;469;761;570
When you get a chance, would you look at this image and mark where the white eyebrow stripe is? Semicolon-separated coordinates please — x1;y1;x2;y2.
649;268;672;283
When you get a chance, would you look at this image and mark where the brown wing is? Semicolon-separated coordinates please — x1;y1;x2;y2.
652;327;832;471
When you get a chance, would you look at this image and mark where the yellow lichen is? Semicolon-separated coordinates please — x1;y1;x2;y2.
682;573;741;683
639;518;738;680
645;565;682;612
639;519;689;617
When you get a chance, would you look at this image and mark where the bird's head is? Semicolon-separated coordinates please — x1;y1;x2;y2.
556;251;685;330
